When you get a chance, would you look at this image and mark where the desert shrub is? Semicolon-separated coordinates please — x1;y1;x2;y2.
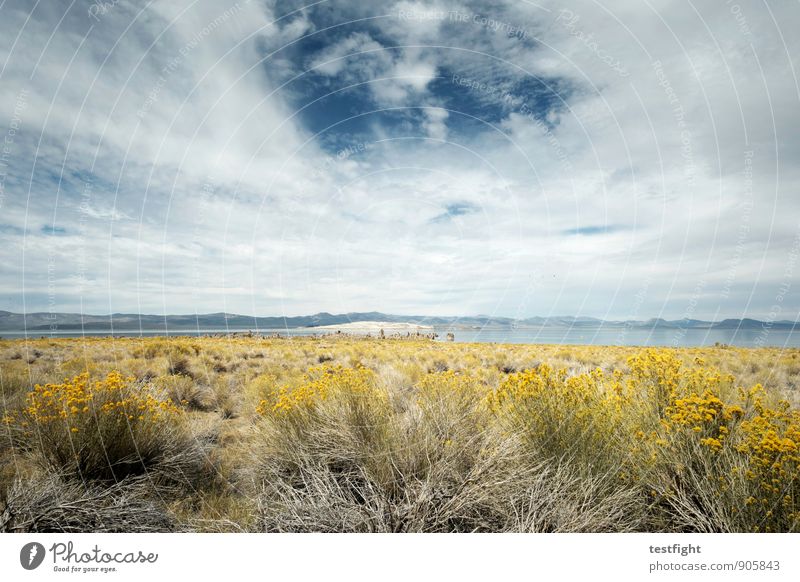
450;439;646;532
255;425;646;532
485;364;637;477
254;365;401;530
626;349;685;417
253;364;644;532
429;360;449;373
1;362;34;427
9;371;211;486
640;361;800;532
208;376;240;419
244;373;279;410
733;387;800;532
166;357;192;377
156;374;214;412
255;365;392;467
413;370;488;465
416;369;485;414
59;357;99;377
132;339;201;360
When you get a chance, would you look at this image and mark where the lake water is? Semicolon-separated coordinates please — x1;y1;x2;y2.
436;327;800;348
1;326;798;347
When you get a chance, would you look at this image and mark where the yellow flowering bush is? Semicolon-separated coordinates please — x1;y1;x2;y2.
25;371;178;422
476;350;800;532
413;370;488;459
256;364;384;416
625;351;741;451
254;364;397;505
735;387;800;531
17;371;181;481
627;349;687;418
416;370;486;416
628;357;799;532
661;386;743;451
485;364;635;472
255;364;391;462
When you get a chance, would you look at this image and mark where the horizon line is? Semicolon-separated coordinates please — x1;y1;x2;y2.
1;309;798;324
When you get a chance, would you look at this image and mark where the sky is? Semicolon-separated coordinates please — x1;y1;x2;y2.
0;0;798;321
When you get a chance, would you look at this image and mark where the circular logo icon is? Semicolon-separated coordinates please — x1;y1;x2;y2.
20;542;46;570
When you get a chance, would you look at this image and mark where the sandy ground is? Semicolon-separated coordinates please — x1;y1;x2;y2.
311;321;434;333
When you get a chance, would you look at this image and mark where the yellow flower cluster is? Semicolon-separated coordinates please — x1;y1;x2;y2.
24;371;179;431
256;365;381;415
624;350;742;454
736;389;800;525
627;349;684;411
478;350;796;522
416;369;485;406
484;364;631;463
485;363;563;413
667;390;724;428
662;390;744;450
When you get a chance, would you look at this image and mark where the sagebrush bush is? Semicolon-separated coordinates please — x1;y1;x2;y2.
485;364;637;477
632;351;800;532
255;365;393;477
5;371;211;486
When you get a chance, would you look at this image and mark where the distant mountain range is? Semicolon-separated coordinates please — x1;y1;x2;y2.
0;310;796;333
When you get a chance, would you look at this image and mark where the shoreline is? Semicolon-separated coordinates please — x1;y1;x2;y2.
309;321;435;333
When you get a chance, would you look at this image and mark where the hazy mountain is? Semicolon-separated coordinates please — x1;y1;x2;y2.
0;310;796;333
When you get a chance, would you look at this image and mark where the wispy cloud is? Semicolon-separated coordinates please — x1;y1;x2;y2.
562;225;624;236
431;201;479;223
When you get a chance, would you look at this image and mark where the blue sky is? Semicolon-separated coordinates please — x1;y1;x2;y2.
0;0;799;320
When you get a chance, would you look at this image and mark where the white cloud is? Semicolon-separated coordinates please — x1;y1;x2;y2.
308;32;387;76
422;106;448;140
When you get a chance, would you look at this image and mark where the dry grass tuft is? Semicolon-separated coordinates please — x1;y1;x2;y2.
0;473;175;532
